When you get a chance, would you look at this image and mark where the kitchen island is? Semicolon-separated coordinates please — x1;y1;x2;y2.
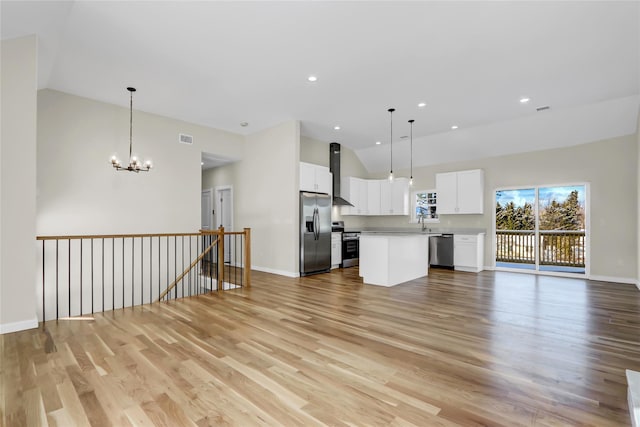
359;232;431;287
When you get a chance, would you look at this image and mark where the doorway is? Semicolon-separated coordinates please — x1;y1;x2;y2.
215;186;234;264
201;189;213;230
495;184;588;275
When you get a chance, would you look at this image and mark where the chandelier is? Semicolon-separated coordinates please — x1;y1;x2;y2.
111;87;152;172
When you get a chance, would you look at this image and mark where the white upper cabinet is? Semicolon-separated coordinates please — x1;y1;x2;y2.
300;162;332;194
341;177;368;215
367;180;382;216
436;169;484;214
341;176;409;216
380;178;410;215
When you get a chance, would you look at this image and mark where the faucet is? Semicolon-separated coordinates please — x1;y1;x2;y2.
419;214;427;232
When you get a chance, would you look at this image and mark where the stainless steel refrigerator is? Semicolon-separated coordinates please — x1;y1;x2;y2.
300;192;331;276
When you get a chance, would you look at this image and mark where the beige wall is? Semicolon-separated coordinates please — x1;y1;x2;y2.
204;121;300;276
363;134;638;282
637;108;640;289
37;89;244;235
1;36;38;333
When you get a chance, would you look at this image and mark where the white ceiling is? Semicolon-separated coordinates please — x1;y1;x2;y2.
2;1;639;173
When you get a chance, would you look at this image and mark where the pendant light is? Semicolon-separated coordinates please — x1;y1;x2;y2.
388;108;395;182
408;119;414;186
111;87;152;173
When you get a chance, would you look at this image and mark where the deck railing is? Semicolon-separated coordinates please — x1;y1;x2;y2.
36;227;250;322
496;229;585;267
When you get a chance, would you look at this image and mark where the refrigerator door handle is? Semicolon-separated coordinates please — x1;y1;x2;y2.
313;208;319;240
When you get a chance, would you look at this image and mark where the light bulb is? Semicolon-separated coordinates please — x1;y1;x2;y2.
409;177;413;186
389;171;394;182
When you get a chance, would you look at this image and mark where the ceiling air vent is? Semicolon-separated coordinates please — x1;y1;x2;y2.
536;105;551;112
179;133;193;145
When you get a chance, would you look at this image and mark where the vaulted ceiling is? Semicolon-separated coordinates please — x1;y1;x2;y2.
2;1;639;172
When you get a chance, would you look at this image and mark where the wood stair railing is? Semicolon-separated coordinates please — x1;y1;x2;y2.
158;237;218;301
36;227;251;321
158;226;252;301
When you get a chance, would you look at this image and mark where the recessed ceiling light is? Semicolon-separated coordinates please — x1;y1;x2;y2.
240;122;249;127
451;125;459;130
520;97;530;104
375;141;381;145
418;102;426;108
334;126;340;130
201;162;204;166
307;75;318;82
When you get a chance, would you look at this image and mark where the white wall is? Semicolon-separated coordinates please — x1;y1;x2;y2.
1;36;39;333
364;134;638;283
37;89;244;235
637;108;640;289
204;121;300;276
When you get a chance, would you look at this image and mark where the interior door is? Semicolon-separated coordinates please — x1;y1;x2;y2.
201;189;213;230
216;187;233;264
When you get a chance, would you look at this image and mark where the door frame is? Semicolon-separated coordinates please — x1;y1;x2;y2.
492;182;590;278
201;188;213;230
215;185;234;265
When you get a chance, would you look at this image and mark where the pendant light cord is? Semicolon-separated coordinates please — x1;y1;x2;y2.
388;108;395;176
409;119;414;180
129;90;133;161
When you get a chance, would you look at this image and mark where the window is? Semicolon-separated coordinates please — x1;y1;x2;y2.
411;189;439;223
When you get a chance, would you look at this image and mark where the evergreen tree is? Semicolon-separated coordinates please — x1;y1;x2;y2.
539;199;562;230
561;190;584;230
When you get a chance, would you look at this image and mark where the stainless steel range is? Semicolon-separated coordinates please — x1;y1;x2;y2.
331;221;360;268
341;230;360;268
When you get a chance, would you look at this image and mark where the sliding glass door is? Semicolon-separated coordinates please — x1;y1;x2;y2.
495;184;587;274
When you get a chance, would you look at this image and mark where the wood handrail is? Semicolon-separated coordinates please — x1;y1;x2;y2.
37;232;203;240
158;237;218;301
199;229;246;236
37;230;250;240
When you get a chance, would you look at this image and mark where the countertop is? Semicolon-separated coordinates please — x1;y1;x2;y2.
357;227;486;235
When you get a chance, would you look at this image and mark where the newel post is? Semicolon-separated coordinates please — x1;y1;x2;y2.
217;226;224;291
243;228;251;287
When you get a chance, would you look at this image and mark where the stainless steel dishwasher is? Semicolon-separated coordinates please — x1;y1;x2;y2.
429;234;454;269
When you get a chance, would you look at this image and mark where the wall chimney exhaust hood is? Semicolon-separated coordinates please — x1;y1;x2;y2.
329;142;354;207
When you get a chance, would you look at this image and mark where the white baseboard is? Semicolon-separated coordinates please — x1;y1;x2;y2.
589;275;637;285
252;265;299;278
0;317;39;334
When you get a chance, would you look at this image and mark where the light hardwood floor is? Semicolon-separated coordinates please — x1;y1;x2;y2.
2;268;639;426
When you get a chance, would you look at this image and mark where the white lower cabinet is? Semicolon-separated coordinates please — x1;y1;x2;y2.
454;234;485;272
331;232;342;268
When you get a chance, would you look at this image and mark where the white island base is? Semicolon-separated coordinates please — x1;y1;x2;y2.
359;233;429;287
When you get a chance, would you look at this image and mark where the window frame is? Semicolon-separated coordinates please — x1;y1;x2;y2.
410;189;440;224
